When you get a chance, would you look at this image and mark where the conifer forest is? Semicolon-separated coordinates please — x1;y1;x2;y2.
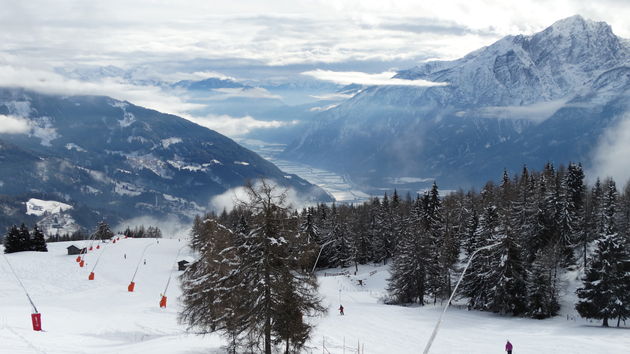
181;162;630;353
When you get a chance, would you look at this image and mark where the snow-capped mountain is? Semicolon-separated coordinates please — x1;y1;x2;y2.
0;88;331;232
282;15;630;189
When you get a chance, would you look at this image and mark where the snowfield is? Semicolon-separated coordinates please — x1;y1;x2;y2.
25;199;73;217
0;239;628;353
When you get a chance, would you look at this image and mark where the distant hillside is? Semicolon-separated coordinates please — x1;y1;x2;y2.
0;88;331;232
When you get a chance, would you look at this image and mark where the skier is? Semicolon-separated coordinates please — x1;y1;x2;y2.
124;253;126;259
339;305;344;316
505;340;513;354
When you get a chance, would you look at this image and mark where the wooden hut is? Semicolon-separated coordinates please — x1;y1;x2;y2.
67;245;86;255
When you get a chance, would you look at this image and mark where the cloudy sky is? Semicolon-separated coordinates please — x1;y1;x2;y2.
1;0;629;129
2;1;628;92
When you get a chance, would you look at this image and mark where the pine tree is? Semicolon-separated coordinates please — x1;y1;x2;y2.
387;212;429;305
296;209;319;271
527;249;560;319
3;225;20;253
576;179;630;327
484;215;528;315
93;221;114;240
30;225;48;252
180;180;325;353
461;195;499;310
17;223;31;252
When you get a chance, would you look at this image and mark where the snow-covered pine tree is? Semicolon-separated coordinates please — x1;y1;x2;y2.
30;225;48;252
179;217;245;353
387;204;430;305
328;213;354;268
484;223;528;316
93;221;114;240
527;249;560;319
461;194;479;257
351;204;373;265
377;193;396;263
529;172;557;262
17;223;31;251
423;183;449;302
296;208;319;271
237;181;325;353
461;183;499;310
511;167;537;261
368;197;387;264
620;182;630;247
181;181;325;353
461;196;499;310
564;163;586;261
3;225;20;253
576;178;630;327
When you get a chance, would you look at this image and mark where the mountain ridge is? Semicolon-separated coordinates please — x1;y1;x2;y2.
0;88;331;232
282;15;630;190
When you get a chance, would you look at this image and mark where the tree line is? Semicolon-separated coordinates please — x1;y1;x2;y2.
207;163;629;328
3;224;48;253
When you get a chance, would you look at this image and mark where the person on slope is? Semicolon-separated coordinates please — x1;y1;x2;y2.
505;340;513;354
339;305;344;316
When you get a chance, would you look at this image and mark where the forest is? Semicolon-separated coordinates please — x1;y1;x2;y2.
180;163;630;353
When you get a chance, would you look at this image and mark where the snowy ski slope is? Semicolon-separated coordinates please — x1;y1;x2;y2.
0;239;628;353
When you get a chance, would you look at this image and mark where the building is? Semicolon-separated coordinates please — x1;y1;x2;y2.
178;260;190;271
67;245;86;255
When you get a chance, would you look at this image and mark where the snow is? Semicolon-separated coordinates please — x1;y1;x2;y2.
0;241;628;353
0;239;218;353
64;143;86;152
160;138;182;149
114;182;144;197
233;161;250;166
313;264;630;354
25;199;73;217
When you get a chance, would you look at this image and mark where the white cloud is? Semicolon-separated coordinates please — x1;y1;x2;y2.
0;64;204;117
209;179;314;212
186;114;297;137
310;92;357;101
209;87;281;100
302;69;447;86
474;99;569;122
588;114;630;186
0;115;30;134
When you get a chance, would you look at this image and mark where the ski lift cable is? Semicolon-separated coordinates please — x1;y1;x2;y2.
130;242;154;283
163;245;187;296
1;253;39;314
89;243;109;273
422;242;501;354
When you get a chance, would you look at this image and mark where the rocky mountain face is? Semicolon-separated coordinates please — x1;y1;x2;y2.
282;16;630;189
0;88;331;232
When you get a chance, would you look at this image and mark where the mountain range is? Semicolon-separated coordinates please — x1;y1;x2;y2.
0;88;331;232
282;15;630;190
